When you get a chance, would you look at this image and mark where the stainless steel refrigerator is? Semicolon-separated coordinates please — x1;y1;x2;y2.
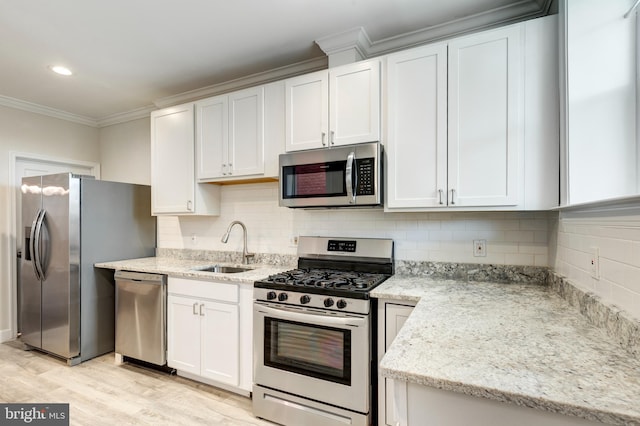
20;173;156;365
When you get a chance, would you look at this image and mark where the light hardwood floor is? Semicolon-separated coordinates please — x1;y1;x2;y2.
0;341;274;426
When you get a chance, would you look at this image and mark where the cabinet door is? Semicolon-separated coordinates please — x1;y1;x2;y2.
151;103;196;214
330;60;381;146
386;44;448;209
200;301;240;386
285;70;328;151
196;95;228;180
383;303;414;426
229;86;264;177
167;295;201;375
448;25;521;207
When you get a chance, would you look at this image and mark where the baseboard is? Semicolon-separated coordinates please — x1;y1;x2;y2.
0;328;15;343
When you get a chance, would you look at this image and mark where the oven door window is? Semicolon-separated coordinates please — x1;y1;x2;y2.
281;161;346;199
264;317;351;385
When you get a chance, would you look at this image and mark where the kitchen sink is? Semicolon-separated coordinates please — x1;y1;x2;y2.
194;265;252;274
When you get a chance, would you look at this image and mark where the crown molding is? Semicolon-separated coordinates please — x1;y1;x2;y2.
317;0;551;60
153;56;328;109
0;95;98;127
315;27;372;59
96;104;157;127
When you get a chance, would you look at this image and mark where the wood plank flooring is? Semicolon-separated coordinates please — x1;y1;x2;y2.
0;341;274;425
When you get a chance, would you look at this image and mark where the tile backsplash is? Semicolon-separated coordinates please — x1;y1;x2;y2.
158;182;551;267
552;207;640;321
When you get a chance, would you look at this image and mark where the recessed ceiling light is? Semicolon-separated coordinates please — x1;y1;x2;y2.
50;65;73;76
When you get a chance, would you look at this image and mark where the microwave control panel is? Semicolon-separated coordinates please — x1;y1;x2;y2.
356;158;375;196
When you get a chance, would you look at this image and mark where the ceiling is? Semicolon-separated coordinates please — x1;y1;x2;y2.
0;0;552;127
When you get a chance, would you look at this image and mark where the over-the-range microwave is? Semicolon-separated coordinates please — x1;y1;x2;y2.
279;141;383;208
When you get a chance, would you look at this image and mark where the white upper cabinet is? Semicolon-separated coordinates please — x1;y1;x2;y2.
386;16;558;211
561;0;637;205
285;59;381;151
196;86;264;181
448;24;520;207
386;42;448;209
196;82;284;182
151;103;220;215
329;60;381;146
285;70;328;151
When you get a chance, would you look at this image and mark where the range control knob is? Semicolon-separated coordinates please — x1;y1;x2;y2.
266;291;277;300
278;293;288;302
324;298;334;308
336;299;347;309
300;295;311;304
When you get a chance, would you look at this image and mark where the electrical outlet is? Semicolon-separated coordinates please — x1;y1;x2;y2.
590;247;600;280
473;239;487;257
289;235;299;247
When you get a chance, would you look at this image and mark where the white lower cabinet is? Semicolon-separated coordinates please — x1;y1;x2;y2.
378;299;604;426
167;277;252;395
394;382;605;426
378;300;416;426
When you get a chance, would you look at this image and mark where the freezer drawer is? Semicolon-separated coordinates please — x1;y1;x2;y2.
115;271;167;365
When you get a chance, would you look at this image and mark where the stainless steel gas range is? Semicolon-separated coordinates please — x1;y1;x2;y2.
253;236;393;426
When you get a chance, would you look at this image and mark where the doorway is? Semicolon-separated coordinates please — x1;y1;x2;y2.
8;153;100;341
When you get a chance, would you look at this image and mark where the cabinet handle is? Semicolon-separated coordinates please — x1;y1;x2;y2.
192;302;198;315
438;189;444;205
228;163;232;175
199;303;204;316
187;200;193;211
222;164;227;176
450;189;456;205
330;130;335;145
321;132;326;146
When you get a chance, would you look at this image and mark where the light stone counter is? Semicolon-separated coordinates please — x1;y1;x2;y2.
372;276;640;426
95;256;291;284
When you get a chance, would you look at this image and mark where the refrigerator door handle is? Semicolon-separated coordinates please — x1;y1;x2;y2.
32;208;46;281
28;209;42;281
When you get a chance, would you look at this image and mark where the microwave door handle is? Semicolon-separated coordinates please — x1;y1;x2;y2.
346;151;356;204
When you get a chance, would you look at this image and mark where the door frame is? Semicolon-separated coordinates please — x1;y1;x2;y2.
5;152;100;342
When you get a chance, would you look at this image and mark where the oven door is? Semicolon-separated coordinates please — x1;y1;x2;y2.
253;301;370;413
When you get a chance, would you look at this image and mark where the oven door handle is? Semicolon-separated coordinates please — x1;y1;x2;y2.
255;302;366;327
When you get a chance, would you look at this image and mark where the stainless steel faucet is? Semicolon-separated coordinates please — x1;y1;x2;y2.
221;220;254;264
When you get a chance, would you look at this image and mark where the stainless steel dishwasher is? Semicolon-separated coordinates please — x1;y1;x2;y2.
115;270;167;366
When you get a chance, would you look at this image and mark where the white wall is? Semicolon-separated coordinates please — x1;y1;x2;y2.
98;117;150;185
553;208;640;320
0;105;99;341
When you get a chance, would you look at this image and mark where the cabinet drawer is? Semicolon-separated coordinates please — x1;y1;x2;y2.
168;277;239;304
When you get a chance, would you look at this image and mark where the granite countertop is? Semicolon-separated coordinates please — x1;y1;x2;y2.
372;276;640;425
95;257;289;284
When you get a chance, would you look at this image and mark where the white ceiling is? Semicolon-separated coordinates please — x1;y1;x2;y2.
0;0;551;126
